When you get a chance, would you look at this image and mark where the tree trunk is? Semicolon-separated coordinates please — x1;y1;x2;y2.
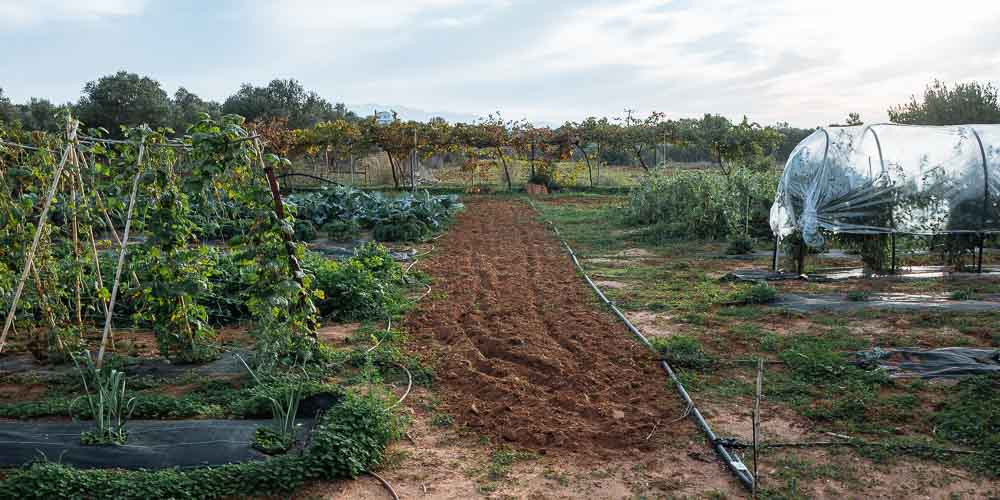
386;152;400;189
496;146;513;192
634;144;649;171
530;143;535;178
576;143;593;187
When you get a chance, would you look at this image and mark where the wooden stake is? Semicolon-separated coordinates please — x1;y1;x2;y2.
74;160;112;324
97;141;145;367
0;121;78;353
69;148;83;327
77;147;141;289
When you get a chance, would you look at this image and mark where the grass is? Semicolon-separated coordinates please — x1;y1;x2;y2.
430;412;454;428
729;282;778;304
472;447;538;494
531;192;1000;491
651;335;716;370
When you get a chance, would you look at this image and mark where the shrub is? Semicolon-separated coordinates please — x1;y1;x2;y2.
293;220;318;242
725;235;754;255
322;220;361;241
730;282;778;305
528;173;559;191
839;234;891;275
624;167;779;241
307;244;404;321
373;217;430;242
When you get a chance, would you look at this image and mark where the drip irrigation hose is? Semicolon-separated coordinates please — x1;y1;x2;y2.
368;470;401;500
388;363;413;410
528;199;755;492
275;172;343;186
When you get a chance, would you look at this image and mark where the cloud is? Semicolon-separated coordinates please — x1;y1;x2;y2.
2;0;999;127
0;0;146;27
257;0;508;42
458;0;1000;125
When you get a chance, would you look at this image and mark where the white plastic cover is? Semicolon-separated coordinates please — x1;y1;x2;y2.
770;124;1000;248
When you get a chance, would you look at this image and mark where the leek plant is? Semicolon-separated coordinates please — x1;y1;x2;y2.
237;353;304;454
70;353;137;445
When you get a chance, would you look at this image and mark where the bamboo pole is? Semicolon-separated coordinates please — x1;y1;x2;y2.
0;121;78;354
70;148;83;327
76;146;141;289
97;140;146;367
74;156;112;333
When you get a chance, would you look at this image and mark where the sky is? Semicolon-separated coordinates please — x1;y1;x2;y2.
1;0;999;128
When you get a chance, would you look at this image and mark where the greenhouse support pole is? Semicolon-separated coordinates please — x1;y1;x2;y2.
0;121;78;354
972;128;989;274
977;234;984;274
771;236;779;272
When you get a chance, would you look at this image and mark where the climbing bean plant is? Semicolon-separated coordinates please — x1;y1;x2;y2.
1;114;322;368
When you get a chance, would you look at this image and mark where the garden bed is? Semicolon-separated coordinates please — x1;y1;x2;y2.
405;199;688;453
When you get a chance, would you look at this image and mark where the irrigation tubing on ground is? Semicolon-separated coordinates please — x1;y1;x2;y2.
276;172;343;186
527;199;756;492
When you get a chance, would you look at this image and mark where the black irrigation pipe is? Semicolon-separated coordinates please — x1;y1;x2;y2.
527;199;756;492
276;172;343;186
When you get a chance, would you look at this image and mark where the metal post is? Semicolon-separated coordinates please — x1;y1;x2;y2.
771;236;779;272
978;233;985;273
891;233;897;274
972;129;989;274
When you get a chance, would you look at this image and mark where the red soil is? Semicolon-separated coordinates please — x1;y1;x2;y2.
406;199;684;454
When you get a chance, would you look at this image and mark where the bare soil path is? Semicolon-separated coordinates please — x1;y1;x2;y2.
405;198;685;453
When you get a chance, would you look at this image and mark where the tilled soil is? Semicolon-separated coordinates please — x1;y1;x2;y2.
406;198;683;453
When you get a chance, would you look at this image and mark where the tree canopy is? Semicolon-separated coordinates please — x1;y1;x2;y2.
888;80;1000;125
76;71;173;133
222;79;356;129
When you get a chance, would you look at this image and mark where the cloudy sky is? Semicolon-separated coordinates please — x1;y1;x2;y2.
2;0;998;127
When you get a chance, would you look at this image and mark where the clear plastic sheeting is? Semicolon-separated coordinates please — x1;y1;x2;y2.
770;124;1000;248
855;347;1000;379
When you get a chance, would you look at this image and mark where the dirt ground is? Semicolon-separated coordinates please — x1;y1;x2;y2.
301;198;748;498
297;389;740;499
404;199;688;453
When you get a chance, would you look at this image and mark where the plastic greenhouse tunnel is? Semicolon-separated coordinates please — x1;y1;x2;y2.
770;124;1000;272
